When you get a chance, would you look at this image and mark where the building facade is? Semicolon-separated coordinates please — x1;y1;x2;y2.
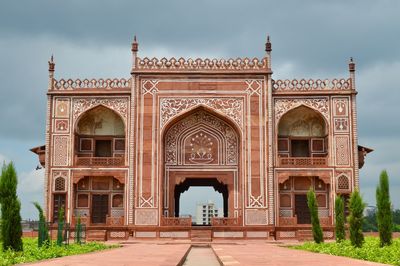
32;37;371;240
195;201;223;225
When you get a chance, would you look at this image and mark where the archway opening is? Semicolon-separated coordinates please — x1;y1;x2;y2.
277;105;328;166
175;178;227;225
75;105;126;166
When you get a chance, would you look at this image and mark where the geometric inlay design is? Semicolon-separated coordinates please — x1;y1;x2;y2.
337;174;350;190
53;135;69;166
135;209;158;225
245;209;268;225
335;136;350;165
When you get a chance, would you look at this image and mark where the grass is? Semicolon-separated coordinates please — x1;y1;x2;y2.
291;236;400;265
0;238;118;266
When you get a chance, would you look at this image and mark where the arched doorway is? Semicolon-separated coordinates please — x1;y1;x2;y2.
162;108;241;221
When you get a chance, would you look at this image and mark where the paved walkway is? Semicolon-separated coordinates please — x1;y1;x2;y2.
212;242;387;266
25;241;388;266
25;243;190;266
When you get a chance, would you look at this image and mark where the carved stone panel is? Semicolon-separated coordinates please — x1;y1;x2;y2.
52;135;69;166
335;136;350;166
274;98;330;124
165;110;238;166
72;98;129;123
245;209;268;225
135;209;158;225
160;98;243;130
55;98;70;118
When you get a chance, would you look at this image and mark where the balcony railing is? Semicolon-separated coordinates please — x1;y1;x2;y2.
211;217;240;226
75;156;125;167
160;217;192;226
279;157;327;167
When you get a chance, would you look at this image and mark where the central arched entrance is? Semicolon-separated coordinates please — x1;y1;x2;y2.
162;107;241;222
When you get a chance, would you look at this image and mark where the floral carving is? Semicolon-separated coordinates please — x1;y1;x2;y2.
160;98;243;130
73;98;129;123
136;57;268;72
165;110;238;165
274;98;329;123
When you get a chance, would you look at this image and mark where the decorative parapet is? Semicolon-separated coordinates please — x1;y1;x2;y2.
51;78;131;90
134;57;269;72
272;78;352;92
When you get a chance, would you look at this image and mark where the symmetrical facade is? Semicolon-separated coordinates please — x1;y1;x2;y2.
32;37;370;240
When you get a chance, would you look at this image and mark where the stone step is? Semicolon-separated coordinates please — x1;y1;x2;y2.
191;230;212;242
87;230;107;241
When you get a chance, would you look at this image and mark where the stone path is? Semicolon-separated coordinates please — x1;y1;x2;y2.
25;243;190;266
25;241;388;266
212;242;387;266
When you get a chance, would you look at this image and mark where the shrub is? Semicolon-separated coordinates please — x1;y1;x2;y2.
307;188;323;243
0;162;23;251
376;170;392;246
335;195;345;242
348;190;365;247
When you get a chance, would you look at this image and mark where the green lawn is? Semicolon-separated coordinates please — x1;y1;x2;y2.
291;236;400;265
0;238;117;266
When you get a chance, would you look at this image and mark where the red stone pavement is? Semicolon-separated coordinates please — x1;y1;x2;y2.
212;242;387;266
24;240;388;266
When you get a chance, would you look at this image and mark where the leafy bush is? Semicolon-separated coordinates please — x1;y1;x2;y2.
292;237;400;265
335;195;345;242
307;188;323;243
348;190;365;248
376;170;392;246
0;237;116;266
0;163;23;252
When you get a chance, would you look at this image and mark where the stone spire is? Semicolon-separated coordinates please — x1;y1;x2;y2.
348;57;355;72
349;57;356;90
131;35;138;71
265;35;272;53
48;55;55;90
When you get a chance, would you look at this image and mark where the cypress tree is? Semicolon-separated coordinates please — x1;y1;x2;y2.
376;170;392;246
307;188;324;243
335;195;345;242
0;162;23;251
56;206;65;246
33;202;50;247
348;190;365;247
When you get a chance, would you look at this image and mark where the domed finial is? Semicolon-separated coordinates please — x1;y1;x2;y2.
349;57;355;72
48;54;55;72
265;35;272;52
131;35;139;52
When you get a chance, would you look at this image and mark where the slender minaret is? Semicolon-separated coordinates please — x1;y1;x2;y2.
265;35;272;69
265;35;275;225
48;55;55;90
349;57;359;188
131;35;139;72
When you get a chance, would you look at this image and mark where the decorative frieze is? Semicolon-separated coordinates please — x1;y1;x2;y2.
272;78;351;92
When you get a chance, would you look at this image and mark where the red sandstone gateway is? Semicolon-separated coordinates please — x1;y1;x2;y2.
31;37;372;241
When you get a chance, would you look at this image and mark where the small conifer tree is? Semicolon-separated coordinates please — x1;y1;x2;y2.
75;216;82;244
348;190;365;247
0;162;23;251
376;170;392;246
56;206;65;246
307;188;323;243
33;202;50;247
335;195;345;242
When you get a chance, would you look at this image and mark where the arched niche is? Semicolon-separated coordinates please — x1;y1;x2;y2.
76;105;125;136
74;106;126;165
277;105;328;158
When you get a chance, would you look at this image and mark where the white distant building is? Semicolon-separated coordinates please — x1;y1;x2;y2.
195;201;223;225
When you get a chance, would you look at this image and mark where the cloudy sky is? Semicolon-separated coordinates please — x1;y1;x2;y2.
1;0;399;219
